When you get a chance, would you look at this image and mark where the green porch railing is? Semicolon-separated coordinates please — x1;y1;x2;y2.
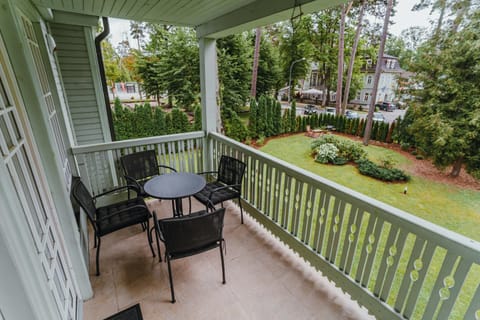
71;132;204;195
208;132;480;320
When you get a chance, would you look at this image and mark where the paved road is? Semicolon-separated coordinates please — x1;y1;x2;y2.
281;102;405;124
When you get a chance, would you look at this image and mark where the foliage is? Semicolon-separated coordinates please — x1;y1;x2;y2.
112;100;196;140
356;159;410;182
253;32;282;97
217;35;251;112
311;134;366;162
193;105;202;131
222;107;248;142
407;10;480;176
279;17;313;94
315;143;339;164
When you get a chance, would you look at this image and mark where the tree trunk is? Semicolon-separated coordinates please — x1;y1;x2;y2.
342;0;366;115
434;0;446;38
450;157;463;177
363;0;393;146
335;4;347;113
250;27;262;98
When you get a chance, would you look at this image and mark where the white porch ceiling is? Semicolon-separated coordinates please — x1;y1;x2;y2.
32;0;346;38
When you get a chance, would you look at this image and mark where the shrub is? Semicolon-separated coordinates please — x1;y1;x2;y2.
311;134;366;162
356;159;410;182
400;142;410;151
256;136;266;146
416;154;424;160
315;143;338;164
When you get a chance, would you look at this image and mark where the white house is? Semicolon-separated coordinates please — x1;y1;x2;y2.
351;54;405;105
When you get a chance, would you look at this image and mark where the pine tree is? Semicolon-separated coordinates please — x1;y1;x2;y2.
194;105;202;131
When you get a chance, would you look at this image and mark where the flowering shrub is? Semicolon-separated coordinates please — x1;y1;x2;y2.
311;134;366;162
315;143;339;164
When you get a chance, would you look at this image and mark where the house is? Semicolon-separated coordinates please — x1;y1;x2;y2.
0;1;478;320
351;54;405;105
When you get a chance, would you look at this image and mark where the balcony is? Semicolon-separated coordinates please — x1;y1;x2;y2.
83;198;373;319
72;132;480;320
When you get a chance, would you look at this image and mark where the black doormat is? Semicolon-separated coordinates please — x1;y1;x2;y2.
104;304;143;320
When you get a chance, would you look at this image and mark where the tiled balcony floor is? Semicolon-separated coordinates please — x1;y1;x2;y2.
83;198;374;320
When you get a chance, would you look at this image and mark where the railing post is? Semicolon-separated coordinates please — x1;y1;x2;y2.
198;36;218;171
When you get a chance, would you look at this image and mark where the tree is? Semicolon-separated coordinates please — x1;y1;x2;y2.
335;3;348;113
250;27;262;97
408;9;480;177
363;0;394;146
130;21;146;51
217;34;251;112
342;0;366;115
256;34;282;97
279;16;313;98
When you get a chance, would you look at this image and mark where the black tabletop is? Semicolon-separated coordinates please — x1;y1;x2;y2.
144;172;206;200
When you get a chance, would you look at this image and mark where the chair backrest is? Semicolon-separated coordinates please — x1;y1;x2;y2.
217;155;246;191
71;178;97;224
120;150;159;181
159;208;225;256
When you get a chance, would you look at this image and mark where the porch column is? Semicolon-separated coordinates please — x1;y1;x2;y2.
198;37;219;171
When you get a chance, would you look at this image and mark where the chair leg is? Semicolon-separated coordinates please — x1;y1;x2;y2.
219;243;226;284
166;257;176;303
154;226;162;262
238;197;244;224
95;237;101;276
146;219;155;257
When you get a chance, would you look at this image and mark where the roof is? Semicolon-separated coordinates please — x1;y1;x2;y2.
32;0;346;38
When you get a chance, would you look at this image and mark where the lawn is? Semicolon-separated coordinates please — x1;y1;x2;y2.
260;133;480;242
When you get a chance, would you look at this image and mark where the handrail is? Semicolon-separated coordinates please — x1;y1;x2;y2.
71;132;205;195
71;131;204;154
208;132;480;256
208;131;480;320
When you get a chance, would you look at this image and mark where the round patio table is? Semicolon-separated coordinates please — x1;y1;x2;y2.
144;172;206;216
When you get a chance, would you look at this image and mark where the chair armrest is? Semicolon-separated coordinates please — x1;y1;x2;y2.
207;184;241;200
196;171;217;175
96;204;149;222
93;185;140;199
158;165;177;173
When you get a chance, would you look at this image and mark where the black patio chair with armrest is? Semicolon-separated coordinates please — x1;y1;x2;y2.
120;150;177;197
152;208;226;303
194;155;246;223
71;177;155;276
120;150;193;214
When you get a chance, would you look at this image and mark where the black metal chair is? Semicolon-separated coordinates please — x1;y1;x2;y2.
152;208;226;303
71;177;155;276
120;150;177;197
194;155;247;223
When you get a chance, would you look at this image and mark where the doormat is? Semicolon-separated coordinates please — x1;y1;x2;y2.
104;304;143;320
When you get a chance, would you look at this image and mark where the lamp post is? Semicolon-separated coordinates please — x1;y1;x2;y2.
288;57;306;103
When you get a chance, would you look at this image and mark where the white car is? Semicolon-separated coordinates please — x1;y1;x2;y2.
325;107;336;116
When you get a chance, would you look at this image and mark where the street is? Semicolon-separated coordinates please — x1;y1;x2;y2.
281;102;405;124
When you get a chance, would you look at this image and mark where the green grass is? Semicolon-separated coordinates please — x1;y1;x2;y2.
260;133;480;242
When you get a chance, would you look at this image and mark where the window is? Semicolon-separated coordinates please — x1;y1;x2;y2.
366;59;372;66
310;72;318;87
126;84;136;93
367;75;372;85
363;93;369;101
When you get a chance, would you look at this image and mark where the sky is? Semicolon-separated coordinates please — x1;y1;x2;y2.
107;0;433;48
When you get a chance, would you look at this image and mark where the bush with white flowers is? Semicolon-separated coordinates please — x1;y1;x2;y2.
315;143;339;164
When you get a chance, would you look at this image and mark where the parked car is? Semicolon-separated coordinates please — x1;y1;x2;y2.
372;112;385;122
303;104;317;115
325;107;336;116
375;102;396;112
345;110;359;119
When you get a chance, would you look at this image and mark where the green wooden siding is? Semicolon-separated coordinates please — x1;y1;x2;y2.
50;23;107;145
